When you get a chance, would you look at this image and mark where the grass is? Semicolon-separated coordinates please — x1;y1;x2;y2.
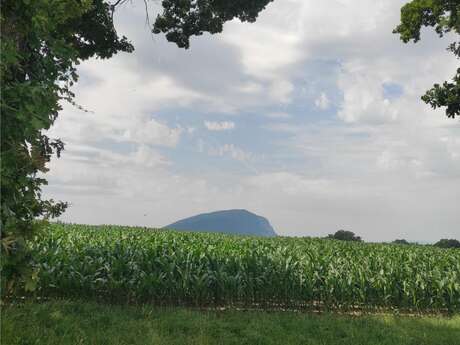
2;300;459;345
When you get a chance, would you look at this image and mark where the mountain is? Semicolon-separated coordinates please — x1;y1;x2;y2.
164;209;277;237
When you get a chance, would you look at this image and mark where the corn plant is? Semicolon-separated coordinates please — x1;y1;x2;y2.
27;223;460;312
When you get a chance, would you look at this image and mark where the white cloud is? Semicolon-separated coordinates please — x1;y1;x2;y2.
269;80;294;104
266;111;291;119
263;123;302;133
132;145;170;168
204;121;235;131
238;82;263;94
222;17;302;80
208;144;251;161
121;119;182;147
315;92;330;110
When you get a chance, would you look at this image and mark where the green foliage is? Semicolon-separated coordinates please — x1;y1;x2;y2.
24;223;460;312
153;0;274;48
394;0;460;118
3;301;460;345
327;230;362;242
421;67;460;118
435;239;460;249
0;0;133;296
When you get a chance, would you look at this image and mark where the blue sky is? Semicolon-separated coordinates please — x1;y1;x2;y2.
44;0;460;242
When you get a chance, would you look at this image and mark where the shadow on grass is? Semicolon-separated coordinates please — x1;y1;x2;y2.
2;300;459;345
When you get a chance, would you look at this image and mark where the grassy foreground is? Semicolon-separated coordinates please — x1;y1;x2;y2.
2;301;459;345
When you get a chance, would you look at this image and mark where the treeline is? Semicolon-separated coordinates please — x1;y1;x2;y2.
327;230;460;249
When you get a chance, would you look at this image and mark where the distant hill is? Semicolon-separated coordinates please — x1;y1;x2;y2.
164;209;277;237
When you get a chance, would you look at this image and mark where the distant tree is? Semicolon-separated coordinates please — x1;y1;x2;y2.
394;0;460;119
327;230;362;242
392;239;410;245
434;239;460;249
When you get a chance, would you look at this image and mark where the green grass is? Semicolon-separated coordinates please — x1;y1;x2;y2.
2;300;460;345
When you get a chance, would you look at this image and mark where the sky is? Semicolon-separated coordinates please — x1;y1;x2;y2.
44;0;460;242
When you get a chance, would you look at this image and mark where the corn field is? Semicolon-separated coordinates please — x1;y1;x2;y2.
29;223;460;312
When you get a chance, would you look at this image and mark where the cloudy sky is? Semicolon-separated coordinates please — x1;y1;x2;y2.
45;0;460;242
